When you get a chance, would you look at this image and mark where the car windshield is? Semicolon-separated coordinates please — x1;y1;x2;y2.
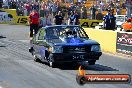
45;26;88;39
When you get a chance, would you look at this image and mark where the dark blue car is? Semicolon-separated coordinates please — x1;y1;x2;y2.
29;25;102;67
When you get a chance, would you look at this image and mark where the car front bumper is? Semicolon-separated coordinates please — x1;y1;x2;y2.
52;52;102;62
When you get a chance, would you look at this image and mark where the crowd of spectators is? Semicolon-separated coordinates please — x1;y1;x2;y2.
1;0;132;32
1;0;130;18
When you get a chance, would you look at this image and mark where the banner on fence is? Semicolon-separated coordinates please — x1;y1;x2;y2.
79;19;103;28
116;32;132;55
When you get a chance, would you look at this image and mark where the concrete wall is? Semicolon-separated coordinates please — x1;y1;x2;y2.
84;28;117;53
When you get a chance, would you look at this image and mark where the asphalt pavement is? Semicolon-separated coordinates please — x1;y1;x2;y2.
0;24;132;88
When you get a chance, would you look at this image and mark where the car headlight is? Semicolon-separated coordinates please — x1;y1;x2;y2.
52;46;63;53
91;45;101;52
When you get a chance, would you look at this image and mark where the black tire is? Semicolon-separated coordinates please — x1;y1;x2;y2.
88;60;96;65
48;54;56;68
33;55;39;62
29;47;34;54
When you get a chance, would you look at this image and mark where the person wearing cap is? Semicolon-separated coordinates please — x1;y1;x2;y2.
54;11;64;25
103;9;116;30
68;11;74;25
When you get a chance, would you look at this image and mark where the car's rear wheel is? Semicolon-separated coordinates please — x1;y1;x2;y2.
88;60;96;65
29;47;34;55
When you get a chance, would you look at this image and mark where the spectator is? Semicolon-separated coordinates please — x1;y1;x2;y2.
110;1;114;8
76;5;81;18
130;16;132;23
81;5;87;19
96;10;103;20
90;5;97;19
122;2;126;9
0;0;3;8
69;3;76;12
103;9;116;30
73;10;80;25
29;9;40;38
12;1;16;9
116;3;121;15
51;2;58;16
68;11;74;25
54;11;64;25
99;1;104;12
39;14;52;27
24;2;31;16
45;4;50;17
32;2;39;11
40;1;46;17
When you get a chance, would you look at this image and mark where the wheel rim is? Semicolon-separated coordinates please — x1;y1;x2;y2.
33;55;37;61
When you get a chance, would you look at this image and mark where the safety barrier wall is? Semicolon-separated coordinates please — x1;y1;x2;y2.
84;28;132;56
116;32;132;55
0;9;103;26
84;28;117;53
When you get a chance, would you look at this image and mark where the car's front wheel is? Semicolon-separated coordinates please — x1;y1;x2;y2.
33;55;39;62
88;60;96;65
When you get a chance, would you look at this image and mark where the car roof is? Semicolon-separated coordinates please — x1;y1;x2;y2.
42;25;80;29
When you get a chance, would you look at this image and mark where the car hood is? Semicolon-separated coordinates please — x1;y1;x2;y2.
46;37;99;46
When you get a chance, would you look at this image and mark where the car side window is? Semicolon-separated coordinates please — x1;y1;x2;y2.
37;28;45;40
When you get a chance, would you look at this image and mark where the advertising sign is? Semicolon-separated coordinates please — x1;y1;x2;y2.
0;10;14;24
0;9;29;25
116;32;132;55
79;19;103;28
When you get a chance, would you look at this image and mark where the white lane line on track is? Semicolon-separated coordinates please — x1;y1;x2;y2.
103;52;132;60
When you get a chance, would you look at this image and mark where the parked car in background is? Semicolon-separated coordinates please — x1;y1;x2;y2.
95;15;127;30
115;15;127;28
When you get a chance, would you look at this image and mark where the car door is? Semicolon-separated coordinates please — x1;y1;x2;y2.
33;28;47;61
